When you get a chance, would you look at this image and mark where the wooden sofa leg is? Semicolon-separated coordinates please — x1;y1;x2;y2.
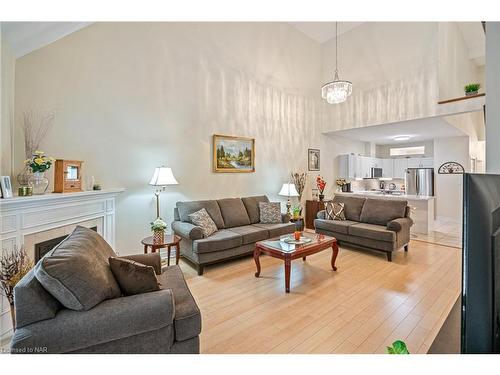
404;244;409;252
386;252;392;262
197;265;204;276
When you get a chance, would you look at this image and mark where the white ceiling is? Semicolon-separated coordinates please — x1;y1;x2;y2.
1;22;93;57
325;116;467;145
289;22;364;44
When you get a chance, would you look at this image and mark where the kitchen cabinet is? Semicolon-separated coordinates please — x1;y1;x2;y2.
393;159;407;179
382;159;394;178
338;155;434;179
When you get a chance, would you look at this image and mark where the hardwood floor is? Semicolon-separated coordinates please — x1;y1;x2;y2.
181;239;461;354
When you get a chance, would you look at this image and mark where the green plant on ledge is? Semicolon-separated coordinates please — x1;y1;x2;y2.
464;83;481;94
386;340;410;354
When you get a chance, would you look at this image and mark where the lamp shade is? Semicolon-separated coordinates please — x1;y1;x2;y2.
149;167;179;186
278;183;299;197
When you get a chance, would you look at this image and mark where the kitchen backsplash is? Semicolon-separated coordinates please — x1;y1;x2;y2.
349;178;405;192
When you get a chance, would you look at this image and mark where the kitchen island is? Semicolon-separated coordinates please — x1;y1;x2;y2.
335;191;435;234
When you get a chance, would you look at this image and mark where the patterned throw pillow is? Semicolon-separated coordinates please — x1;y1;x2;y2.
325;202;346;221
188;208;218;237
259;202;282;224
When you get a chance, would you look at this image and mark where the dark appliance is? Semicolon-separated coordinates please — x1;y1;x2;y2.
341;182;351;192
462;173;500;353
371;167;382;178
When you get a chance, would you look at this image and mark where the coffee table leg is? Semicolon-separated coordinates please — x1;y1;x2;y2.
285;255;291;293
302;256;306;261
331;243;339;271
254;247;261;277
167;246;171;267
176;243;180;265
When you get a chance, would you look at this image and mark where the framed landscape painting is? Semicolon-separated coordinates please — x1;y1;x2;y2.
213;134;255;173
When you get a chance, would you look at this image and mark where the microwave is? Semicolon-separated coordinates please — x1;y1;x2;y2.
371;167;383;178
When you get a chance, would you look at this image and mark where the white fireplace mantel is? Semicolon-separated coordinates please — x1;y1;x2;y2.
0;188;125;254
0;188;124;338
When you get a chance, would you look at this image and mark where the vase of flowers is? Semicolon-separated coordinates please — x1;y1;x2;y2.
0;246;33;330
25;151;54;195
316;175;326;201
336;178;347;192
151;218;167;244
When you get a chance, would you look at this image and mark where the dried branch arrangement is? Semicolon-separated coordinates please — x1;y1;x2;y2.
0;246;33;305
21;110;55;159
291;172;307;202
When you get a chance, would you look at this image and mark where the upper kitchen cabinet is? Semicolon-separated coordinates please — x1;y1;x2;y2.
382;159;394;178
393;158;408;178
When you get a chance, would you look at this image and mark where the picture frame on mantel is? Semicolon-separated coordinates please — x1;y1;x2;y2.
308;149;320;171
213;134;255;173
0;176;13;198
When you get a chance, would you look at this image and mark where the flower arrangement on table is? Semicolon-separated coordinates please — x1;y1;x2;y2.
316;175;327;201
151;218;168;244
24;151;55;173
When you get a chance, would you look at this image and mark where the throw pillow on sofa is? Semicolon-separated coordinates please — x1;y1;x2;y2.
189;208;218;237
259;202;282;224
34;226;122;311
325;201;346;221
109;257;160;296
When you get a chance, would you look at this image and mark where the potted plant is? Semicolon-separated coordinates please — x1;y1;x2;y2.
464;83;481;96
290;172;307;210
316;175;327;201
0;246;33;330
24;151;55;195
151;218;167;244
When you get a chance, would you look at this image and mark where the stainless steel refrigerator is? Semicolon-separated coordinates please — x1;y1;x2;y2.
405;168;434;196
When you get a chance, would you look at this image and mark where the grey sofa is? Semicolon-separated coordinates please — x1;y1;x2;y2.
314;195;413;262
172;195;295;275
10;228;201;354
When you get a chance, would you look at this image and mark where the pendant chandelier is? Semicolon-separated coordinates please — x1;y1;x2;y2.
321;22;352;104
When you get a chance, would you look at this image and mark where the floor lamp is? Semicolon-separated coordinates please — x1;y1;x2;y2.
149;166;179;219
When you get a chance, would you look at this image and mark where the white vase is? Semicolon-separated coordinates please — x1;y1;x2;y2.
28;172;49;195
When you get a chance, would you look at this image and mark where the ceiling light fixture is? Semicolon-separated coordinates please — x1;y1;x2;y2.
393;136;411;142
321;22;352;104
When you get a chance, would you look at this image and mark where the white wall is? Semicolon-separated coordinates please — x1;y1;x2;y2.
13;22;353;254
486;22;500;174
320;22;440;131
1;28;15;177
433;136;470;222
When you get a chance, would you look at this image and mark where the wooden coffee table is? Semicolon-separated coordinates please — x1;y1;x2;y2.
254;232;338;293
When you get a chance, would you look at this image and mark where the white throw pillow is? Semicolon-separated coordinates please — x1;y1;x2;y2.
259;202;282;224
188;208;218;237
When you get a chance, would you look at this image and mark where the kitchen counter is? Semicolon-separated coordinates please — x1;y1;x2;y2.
335;191;435;235
336;191;435;201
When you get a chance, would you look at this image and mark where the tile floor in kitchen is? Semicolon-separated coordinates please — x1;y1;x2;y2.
411;218;462;248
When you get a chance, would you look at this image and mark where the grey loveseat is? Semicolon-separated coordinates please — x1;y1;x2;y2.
314;195;413;262
10;226;201;354
172;195;295;275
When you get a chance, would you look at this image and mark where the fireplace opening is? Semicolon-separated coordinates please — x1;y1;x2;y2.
34;226;98;263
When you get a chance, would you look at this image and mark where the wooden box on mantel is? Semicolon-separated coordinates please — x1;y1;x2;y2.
54;160;83;193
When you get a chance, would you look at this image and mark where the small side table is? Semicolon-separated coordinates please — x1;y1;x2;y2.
290;216;304;231
141;234;181;266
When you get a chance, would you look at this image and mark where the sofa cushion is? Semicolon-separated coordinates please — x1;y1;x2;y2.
259;202;282;224
176;200;225;229
241;195;270;224
333;195;366;221
252;222;296;238
192;229;243;254
217;198;251;228
227;225;269;244
109;257;160;296
314;219;358;235
359;198;408;226
13;269;62;329
34;226;121;311
188;208;218;237
159;265;201;341
348;223;396;242
325;201;346;221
